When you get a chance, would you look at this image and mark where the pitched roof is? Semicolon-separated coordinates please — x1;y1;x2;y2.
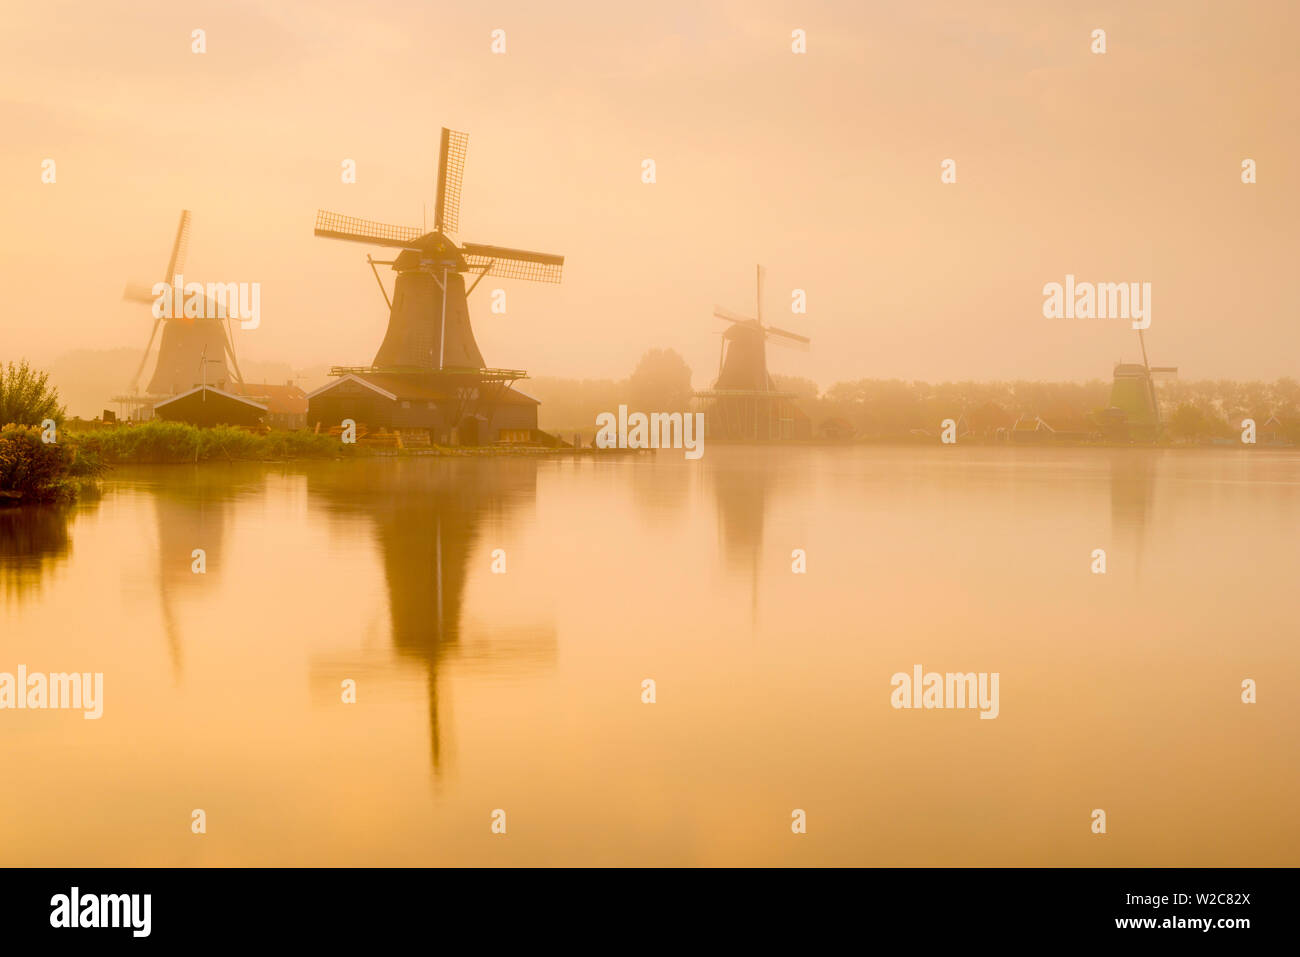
238;382;308;415
307;372;537;406
153;385;267;412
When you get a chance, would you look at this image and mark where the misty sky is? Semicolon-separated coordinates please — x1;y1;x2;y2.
2;0;1297;391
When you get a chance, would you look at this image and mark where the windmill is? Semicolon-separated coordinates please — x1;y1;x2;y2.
696;265;810;440
313;128;563;389
117;210;244;417
1095;327;1177;441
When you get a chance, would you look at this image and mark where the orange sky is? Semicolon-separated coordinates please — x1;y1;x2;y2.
2;0;1296;389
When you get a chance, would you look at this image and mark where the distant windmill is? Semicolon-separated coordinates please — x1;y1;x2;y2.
313;128;564;378
1097;327;1177;441
697;265;810;440
119;210;244;415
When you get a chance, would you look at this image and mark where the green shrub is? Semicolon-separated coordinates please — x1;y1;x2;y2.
0;424;80;502
0;360;65;427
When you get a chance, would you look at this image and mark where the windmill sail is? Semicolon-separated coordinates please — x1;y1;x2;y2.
122;210;244;397
127;210;192;393
461;242;564;283
434;128;468;234
314;211;423;249
312;127;563;374
164;210;191;283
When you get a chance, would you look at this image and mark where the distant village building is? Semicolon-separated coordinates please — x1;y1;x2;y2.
1261;414;1287;445
819;416;856;440
152;386;266;428
239;382;308;430
1011;413;1055;441
1010;412;1094;443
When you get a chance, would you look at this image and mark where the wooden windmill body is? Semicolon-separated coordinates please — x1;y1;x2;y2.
308;128;563;443
1095;327;1178;441
115;210;245;419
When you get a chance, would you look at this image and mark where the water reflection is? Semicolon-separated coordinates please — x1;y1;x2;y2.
1108;451;1157;579
629;453;694;521
0;505;77;601
309;459;554;773
148;467;259;680
710;453;773;626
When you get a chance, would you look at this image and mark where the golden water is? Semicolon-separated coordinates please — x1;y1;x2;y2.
1;447;1296;865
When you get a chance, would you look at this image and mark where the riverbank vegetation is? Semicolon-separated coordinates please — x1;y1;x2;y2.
0;354;351;502
67;421;352;465
530;357;1300;444
6;358;1297;507
2;420;349;504
0;424;102;503
0;360;65;427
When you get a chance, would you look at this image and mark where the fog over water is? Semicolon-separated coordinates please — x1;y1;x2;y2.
2;446;1296;865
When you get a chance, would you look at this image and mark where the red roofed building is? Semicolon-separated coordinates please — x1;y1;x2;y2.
238;382;309;430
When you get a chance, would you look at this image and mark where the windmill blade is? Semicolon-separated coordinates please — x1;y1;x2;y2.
434;128;468;234
165;210;191;283
315;210;424;249
713;305;757;325
764;335;806;351
1150;366;1178;379
123;280;157;304
461;242;563;283
129;317;164;393
222;320;245;388
1136;327;1152;372
766;335;811;353
764;325;811;346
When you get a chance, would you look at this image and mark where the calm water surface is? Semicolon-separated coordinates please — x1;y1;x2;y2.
2;446;1297;865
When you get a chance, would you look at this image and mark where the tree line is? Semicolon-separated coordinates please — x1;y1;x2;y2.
528;350;1300;443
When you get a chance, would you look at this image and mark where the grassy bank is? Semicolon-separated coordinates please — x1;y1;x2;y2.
2;422;358;503
68;421;354;465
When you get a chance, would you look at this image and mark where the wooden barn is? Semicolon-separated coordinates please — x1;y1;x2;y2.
153;386;267;427
307;372;540;445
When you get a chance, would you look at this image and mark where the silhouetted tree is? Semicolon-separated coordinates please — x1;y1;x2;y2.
1168;403;1206;441
0;360;65;426
627;348;693;410
771;375;820;400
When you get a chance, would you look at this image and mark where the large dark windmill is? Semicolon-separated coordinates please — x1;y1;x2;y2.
308;128;563;444
695;264;811;440
116;210;244;418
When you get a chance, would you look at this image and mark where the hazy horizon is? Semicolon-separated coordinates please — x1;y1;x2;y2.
3;1;1297;401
